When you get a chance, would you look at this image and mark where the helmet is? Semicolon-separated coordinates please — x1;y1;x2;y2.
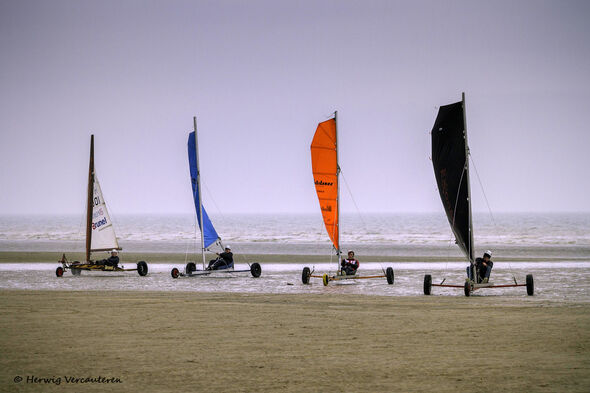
111;249;118;254
347;250;354;254
225;245;231;250
484;250;492;257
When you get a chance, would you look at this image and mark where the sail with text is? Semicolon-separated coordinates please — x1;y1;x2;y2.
311;117;339;251
89;175;120;252
188;131;220;249
431;100;474;262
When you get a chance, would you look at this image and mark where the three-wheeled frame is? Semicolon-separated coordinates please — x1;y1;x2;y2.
170;262;261;279
301;266;394;286
55;254;148;277
423;273;534;297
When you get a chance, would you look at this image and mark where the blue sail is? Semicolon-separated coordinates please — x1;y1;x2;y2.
188;131;220;249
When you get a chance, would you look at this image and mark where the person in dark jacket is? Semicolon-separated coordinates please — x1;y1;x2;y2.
341;250;359;275
467;250;494;283
103;249;120;267
207;245;234;270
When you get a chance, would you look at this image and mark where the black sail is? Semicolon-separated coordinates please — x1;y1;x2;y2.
431;100;474;262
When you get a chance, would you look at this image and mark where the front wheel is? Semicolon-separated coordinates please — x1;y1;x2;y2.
386;267;394;285
137;261;148;276
250;263;261;278
171;267;180;279
423;274;432;295
302;267;310;284
56;267;64;277
526;274;534;296
322;273;329;286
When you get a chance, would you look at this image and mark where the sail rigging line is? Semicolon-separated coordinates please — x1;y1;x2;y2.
339;169;369;231
440;158;469;282
199;180;253;266
470;154;517;281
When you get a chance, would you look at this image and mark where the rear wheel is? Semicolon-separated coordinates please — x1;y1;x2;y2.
250;263;261;278
56;267;64;277
171;267;180;279
464;280;472;297
186;262;196;275
322;273;329;286
302;267;310;284
386;267;394;285
526;274;534;296
423;274;432;295
137;261;148;276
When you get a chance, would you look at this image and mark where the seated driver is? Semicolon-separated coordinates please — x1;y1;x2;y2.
341;250;359;275
102;249;120;267
207;245;234;270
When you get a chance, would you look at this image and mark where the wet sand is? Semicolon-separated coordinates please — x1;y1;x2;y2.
1;290;589;392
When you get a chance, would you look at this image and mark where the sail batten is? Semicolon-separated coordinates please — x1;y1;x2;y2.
188;131;220;249
431;99;474;262
311;117;339;251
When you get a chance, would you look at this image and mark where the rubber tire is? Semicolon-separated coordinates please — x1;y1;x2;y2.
137;261;148;276
250;263;261;278
186;262;197;275
302;267;311;284
71;262;81;276
386;267;394;285
464;280;472;297
56;267;64;277
171;267;180;279
423;274;432;295
322;273;329;286
526;274;534;296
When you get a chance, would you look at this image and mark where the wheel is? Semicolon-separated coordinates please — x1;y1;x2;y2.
56;267;64;277
464;280;472;297
137;261;148;276
322;273;329;286
186;262;196;275
171;267;180;279
250;263;261;278
423;274;432;295
526;274;534;296
71;262;81;276
386;267;394;285
302;267;311;284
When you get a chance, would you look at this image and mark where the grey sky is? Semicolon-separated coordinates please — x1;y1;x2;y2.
1;0;589;215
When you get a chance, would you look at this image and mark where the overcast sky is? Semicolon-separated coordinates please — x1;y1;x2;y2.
1;0;589;215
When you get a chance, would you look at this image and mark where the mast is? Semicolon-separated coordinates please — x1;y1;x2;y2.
194;117;206;270
335;111;341;263
462;92;475;267
85;135;94;262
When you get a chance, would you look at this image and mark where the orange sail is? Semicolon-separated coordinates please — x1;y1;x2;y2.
311;117;339;251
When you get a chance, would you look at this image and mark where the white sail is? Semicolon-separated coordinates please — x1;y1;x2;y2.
90;174;120;251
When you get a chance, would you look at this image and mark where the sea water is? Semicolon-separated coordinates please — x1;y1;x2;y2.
1;212;589;258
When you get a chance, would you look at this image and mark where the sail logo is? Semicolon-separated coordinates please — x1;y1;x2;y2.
92;217;108;230
92;208;104;219
315;180;333;186
321;205;332;212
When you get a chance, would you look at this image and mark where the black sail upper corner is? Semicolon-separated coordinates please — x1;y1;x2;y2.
431;101;474;262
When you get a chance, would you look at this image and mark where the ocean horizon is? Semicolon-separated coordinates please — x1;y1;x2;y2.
1;212;588;259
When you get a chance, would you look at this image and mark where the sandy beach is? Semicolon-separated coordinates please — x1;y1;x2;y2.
1;290;589;392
